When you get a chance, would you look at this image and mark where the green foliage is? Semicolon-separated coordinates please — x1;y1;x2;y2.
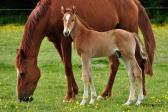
0;0;167;24
0;24;168;111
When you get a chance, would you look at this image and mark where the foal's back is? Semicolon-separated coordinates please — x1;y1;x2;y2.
89;29;136;58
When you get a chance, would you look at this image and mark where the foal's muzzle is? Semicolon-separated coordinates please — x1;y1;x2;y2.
63;31;70;37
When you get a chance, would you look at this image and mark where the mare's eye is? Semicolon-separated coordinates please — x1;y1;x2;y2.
20;73;25;77
71;19;74;22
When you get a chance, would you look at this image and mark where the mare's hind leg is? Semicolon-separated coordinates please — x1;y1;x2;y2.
58;35;78;102
97;55;119;100
124;60;136;105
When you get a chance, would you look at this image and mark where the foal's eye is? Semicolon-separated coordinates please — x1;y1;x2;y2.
71;19;74;22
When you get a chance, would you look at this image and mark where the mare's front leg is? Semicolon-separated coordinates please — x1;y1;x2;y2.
59;35;78;102
98;55;119;100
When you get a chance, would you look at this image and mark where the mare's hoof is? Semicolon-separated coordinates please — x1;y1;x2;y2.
63;95;75;103
97;96;104;100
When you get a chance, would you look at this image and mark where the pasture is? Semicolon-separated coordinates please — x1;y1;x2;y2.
0;24;168;112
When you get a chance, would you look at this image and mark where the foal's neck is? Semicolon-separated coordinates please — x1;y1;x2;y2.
71;15;89;39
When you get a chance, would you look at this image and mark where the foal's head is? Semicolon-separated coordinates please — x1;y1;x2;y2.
61;6;76;37
16;49;40;102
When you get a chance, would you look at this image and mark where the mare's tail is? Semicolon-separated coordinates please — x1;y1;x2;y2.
134;0;155;76
134;33;153;75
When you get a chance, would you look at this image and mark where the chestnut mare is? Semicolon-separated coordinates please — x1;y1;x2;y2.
62;6;147;106
16;0;155;102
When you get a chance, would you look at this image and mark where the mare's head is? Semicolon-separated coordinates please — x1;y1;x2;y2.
61;6;76;37
16;49;40;102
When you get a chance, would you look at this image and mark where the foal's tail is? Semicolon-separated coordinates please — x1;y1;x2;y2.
134;33;147;60
134;33;153;76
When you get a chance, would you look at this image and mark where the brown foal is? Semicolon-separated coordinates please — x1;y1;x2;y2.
62;6;147;106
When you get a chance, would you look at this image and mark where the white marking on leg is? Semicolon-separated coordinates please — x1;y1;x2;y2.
89;73;97;105
80;56;90;106
133;60;144;106
124;60;136;106
80;78;89;106
136;76;144;106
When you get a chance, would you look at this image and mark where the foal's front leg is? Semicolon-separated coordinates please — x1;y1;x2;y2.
80;55;90;106
80;55;97;105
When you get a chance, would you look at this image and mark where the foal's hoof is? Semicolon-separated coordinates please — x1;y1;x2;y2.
89;99;95;105
135;100;142;106
97;96;105;100
123;101;131;106
80;100;87;106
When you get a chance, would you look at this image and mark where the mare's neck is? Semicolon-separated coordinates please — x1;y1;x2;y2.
71;15;89;39
20;21;46;59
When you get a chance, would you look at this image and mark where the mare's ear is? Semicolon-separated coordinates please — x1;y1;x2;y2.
72;5;76;14
16;48;19;54
19;49;26;59
61;5;65;14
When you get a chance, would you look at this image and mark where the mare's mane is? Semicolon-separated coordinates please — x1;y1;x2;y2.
17;0;51;68
21;0;51;53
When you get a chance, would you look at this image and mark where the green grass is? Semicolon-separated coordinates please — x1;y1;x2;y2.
0;24;168;112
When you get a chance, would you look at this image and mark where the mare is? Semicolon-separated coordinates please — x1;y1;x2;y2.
15;0;155;102
62;6;147;106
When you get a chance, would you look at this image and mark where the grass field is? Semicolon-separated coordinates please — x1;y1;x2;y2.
0;24;168;112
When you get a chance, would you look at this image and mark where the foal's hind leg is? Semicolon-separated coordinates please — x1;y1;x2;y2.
89;70;97;105
124;60;136;105
132;58;144;105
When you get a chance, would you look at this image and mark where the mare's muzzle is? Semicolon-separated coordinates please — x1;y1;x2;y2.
19;96;33;102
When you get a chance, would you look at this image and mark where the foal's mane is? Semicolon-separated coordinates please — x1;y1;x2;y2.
65;8;94;30
21;0;51;54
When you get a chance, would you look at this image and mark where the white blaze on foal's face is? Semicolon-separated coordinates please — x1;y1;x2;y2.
63;13;75;36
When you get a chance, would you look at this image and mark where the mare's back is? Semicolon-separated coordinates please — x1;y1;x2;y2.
50;0;137;31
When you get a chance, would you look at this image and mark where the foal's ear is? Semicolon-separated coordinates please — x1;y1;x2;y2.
61;5;65;14
72;5;76;14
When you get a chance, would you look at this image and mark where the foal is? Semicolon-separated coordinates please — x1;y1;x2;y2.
61;6;147;106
